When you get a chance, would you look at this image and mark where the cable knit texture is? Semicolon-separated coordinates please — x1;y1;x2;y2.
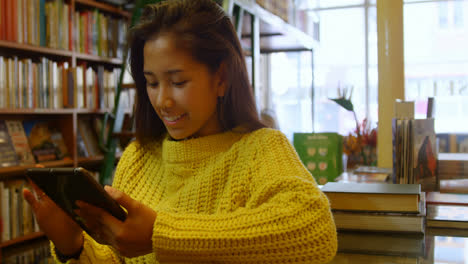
51;128;337;263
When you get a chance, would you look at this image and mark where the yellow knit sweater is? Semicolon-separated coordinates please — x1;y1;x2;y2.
53;128;337;263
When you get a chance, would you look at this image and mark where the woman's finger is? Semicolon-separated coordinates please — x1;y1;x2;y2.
23;188;40;211
75;201;122;245
26;179;43;199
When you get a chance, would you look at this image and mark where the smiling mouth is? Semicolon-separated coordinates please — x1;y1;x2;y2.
162;113;187;123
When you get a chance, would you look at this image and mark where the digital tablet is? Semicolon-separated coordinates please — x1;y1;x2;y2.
26;167;127;233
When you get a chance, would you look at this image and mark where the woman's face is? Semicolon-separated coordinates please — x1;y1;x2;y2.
143;34;225;140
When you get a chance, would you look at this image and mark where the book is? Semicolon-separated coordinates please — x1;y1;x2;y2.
293;133;343;185
329;253;419;264
338;231;425;257
332;193;426;233
22;120;69;162
439;179;468;194
412;118;438;192
438;153;468;179
335;172;390;183
76;129;89;158
77;118;102;157
322;182;421;213
5;120;35;165
0;120;20;168
392;117;438;192
426;192;468;206
353;165;393;176
0;181;10;242
426;205;468;229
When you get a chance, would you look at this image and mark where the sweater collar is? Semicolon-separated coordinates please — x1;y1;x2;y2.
162;129;244;163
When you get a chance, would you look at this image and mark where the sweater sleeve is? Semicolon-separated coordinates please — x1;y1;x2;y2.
50;233;124;264
152;129;337;263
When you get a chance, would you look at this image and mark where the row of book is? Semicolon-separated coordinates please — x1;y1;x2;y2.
392;117;438;191
75;9;127;58
0;56;120;110
3;240;52;264
0;0;127;58
0;180;39;242
0;117;115;168
0;120;69;167
0;0;69;50
392;100;439;192
437;133;468;153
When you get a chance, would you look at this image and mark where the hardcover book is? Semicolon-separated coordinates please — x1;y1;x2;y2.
23;120;69;162
426;205;468;229
322;182;421;213
0;120;20;168
293;132;343;185
5;120;35;165
338;231;425;257
412;118;438;192
332;193;426;234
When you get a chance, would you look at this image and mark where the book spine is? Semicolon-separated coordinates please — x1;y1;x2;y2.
39;0;45;46
1;182;10;242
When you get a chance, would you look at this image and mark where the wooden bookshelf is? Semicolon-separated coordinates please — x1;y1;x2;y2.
0;232;46;249
121;83;136;89
75;0;131;18
78;155;105;165
75;52;123;66
0;41;124;66
0;160;75;180
0;0;130;259
0;109;113;115
0;40;74;58
0;109;76;115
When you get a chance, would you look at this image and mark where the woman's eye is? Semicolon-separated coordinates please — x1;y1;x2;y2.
173;80;188;87
148;82;159;88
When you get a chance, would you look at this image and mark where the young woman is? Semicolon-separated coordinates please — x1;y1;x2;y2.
24;0;337;263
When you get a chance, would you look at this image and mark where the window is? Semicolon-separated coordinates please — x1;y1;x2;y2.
267;1;378;139
404;0;468;134
269;52;313;140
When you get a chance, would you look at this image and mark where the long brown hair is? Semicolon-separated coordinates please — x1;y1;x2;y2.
128;0;265;142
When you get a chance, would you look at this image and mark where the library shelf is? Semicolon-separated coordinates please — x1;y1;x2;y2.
121;83;136;89
75;52;123;66
0;40;73;58
0;109;112;115
0;0;130;260
0;232;47;249
78;156;105;166
233;0;318;53
75;0;131;18
0;160;75;180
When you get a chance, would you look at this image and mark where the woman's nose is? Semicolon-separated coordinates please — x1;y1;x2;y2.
156;85;175;109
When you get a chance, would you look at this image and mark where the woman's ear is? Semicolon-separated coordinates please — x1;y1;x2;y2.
215;62;227;97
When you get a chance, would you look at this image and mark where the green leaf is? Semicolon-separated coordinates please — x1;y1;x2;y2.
330;98;354;112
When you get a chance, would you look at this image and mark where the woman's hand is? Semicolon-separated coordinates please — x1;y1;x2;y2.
75;186;157;258
23;182;84;256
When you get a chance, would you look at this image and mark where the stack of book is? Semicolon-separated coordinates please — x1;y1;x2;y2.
323;182;426;234
425;191;468;230
322;182;427;262
438;153;468;180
